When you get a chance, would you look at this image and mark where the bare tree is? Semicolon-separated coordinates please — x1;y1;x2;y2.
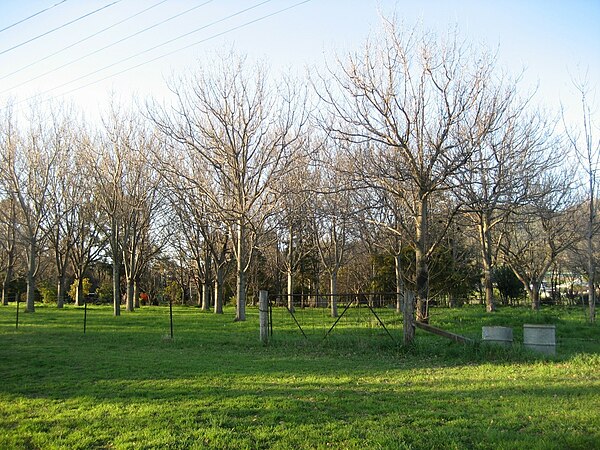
89;104;134;316
355;181;412;338
0;107;19;305
150;51;307;321
273;153;316;312
456;108;561;312
318;21;504;330
166;180;231;314
0;107;59;312
169;193;210;309
565;78;599;323
70;203;105;307
500;171;580;310
119;129;166;312
46;112;82;308
0;196;18;305
312;149;356;318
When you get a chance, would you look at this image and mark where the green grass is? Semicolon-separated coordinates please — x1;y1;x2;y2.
1;303;599;449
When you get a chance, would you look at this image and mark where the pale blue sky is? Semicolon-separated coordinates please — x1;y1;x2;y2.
0;0;598;126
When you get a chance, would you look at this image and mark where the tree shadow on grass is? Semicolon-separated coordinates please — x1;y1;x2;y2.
3;372;599;450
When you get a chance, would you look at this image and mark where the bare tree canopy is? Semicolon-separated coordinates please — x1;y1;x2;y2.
316;19;524;334
565;76;600;323
150;51;308;321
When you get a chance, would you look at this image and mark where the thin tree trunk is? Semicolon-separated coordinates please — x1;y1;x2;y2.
480;214;496;312
587;218;596;323
214;266;224;314
415;197;429;323
287;225;295;312
2;202;15;306
2;264;13;306
56;275;66;309
235;221;246;321
126;278;134;312
26;240;36;313
1;283;8;306
395;253;404;314
403;291;415;345
112;254;121;316
202;248;211;311
134;279;140;309
531;280;541;311
330;269;338;318
202;282;211;311
287;269;294;313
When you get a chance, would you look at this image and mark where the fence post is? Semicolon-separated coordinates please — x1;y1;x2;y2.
169;297;174;339
259;290;269;344
83;297;88;334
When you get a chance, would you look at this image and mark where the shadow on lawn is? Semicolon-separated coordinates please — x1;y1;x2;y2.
4;370;600;449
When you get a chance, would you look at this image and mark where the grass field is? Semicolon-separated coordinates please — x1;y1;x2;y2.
1;302;599;449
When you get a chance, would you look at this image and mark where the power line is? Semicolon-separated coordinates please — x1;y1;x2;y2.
0;0;68;34
0;1;122;56
0;0;171;82
10;0;313;110
7;0;273;99
1;0;213;92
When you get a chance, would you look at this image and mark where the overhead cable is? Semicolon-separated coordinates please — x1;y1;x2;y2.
0;0;122;56
0;0;68;34
10;0;313;108
6;0;272;98
1;0;212;92
0;0;170;82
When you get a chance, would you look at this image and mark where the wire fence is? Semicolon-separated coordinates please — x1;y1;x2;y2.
267;292;405;344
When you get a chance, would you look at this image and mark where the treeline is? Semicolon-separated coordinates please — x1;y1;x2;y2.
0;22;597;342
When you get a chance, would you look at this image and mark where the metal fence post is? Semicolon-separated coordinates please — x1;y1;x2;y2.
15;293;20;330
84;298;88;334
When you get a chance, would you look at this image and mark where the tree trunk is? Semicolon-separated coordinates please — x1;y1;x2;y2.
480;215;496;312
56;275;66;309
287;268;294;313
195;280;201;307
588;277;596;324
287;225;295;312
395;253;404;314
26;240;37;313
2;264;13;306
112;255;121;316
235;221;246;321
1;283;8;306
531;280;541;311
330;269;338;318
3;201;16;306
201;244;211;310
202;282;211;311
214;266;224;314
403;291;415;345
134;279;140;309
448;292;457;308
587;229;596;323
415;197;429;323
415;248;428;322
482;265;495;312
126;278;134;312
74;277;81;306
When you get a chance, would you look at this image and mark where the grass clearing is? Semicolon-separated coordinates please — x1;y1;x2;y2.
1;303;599;449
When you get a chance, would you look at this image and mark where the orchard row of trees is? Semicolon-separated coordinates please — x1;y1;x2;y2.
1;22;598;343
